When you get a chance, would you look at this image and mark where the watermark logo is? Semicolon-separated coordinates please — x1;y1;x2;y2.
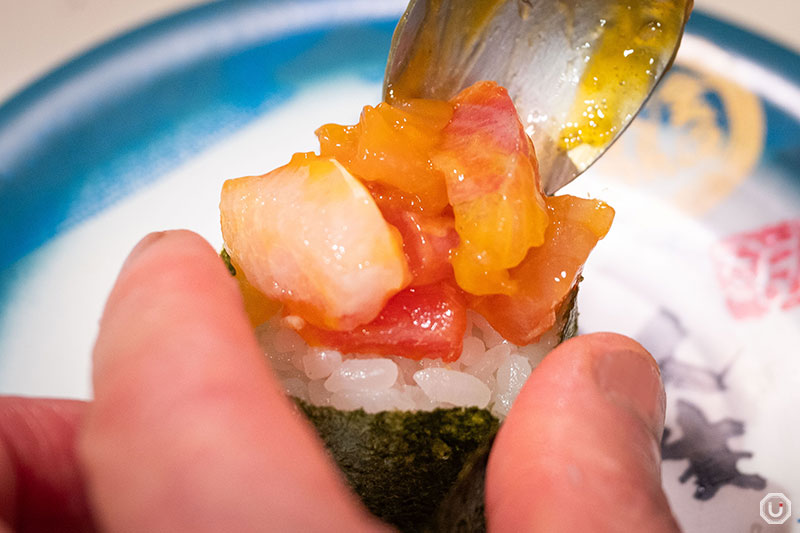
760;493;791;525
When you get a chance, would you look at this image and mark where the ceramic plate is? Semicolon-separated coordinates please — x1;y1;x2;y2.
1;1;798;530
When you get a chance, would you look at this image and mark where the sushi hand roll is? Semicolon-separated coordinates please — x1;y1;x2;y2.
219;81;613;531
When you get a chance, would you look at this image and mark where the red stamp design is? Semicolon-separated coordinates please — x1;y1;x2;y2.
712;220;800;319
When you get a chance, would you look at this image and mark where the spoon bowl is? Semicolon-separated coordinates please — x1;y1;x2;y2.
384;0;693;193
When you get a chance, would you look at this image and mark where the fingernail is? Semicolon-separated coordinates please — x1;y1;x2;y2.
120;232;167;273
593;349;665;441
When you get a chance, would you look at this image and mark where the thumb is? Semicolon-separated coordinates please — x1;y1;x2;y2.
485;332;679;532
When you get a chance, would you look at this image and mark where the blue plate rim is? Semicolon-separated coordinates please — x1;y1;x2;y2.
1;5;799;121
0;0;408;115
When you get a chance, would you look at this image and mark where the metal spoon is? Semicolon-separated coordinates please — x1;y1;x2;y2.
383;0;692;194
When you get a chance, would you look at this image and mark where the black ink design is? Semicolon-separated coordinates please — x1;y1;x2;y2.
638;308;687;360
659;356;731;392
662;400;766;500
638;309;730;391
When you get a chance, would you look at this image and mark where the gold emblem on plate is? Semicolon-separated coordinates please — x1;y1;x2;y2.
593;63;765;215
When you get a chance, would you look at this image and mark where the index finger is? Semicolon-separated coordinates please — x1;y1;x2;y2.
81;230;385;532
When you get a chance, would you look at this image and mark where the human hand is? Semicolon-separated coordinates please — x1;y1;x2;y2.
0;230;680;532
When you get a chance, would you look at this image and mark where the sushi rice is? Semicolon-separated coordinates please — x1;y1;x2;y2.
259;309;565;420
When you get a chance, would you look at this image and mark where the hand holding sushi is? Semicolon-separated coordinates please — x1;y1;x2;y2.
0;230;679;531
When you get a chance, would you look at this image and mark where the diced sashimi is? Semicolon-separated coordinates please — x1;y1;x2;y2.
469;195;614;345
432;81;549;296
293;283;467;362
220;153;411;331
391;211;459;287
367;183;459;287
317;99;453;213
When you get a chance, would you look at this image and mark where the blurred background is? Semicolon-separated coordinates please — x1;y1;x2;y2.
1;0;799;105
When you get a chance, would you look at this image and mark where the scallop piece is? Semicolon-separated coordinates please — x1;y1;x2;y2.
221;153;411;331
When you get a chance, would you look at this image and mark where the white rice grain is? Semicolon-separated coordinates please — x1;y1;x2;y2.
496;354;533;395
282;377;309;402
464;343;511;383
325;359;399;393
458;336;486;366
332;389;415;414
471;313;506;348
308;379;332;406
302;348;343;380
259;309;566;419
274;327;305;353
413;368;491;408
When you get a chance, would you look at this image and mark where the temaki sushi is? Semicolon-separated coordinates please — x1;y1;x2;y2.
219;81;613;530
